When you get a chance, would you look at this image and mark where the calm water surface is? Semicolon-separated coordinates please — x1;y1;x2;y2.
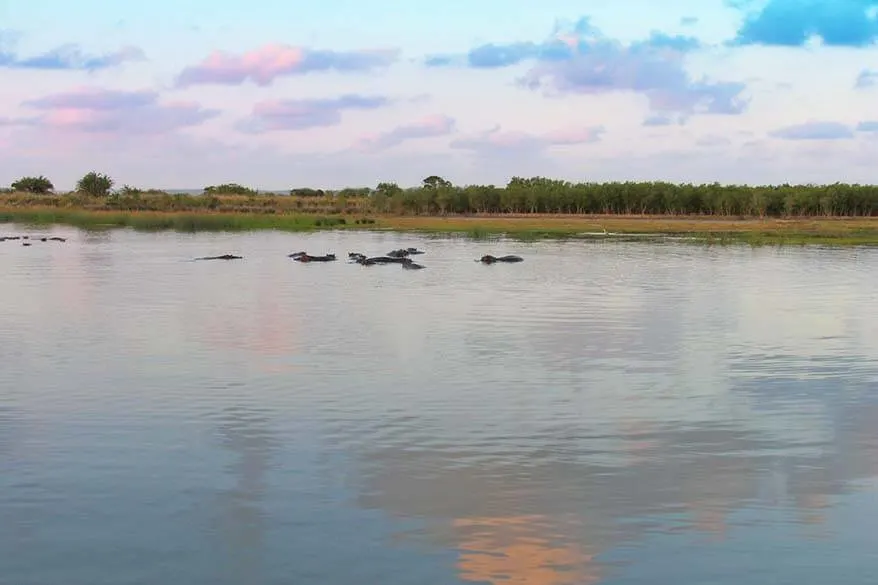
1;225;877;584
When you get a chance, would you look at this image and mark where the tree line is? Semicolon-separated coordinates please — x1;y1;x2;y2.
5;173;878;217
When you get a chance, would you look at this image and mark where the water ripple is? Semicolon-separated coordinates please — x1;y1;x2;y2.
1;228;877;584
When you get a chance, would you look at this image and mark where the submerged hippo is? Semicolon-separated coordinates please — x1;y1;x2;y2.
401;258;425;269
290;252;337;262
387;247;426;258
195;254;243;260
386;247;426;258
479;254;524;264
354;255;405;265
3;235;66;243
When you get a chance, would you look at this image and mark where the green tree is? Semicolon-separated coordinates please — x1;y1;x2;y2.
11;175;54;194
76;171;114;197
289;187;325;197
422;175;452;189
119;184;143;196
355;180;877;217
338;187;372;198
203;183;258;196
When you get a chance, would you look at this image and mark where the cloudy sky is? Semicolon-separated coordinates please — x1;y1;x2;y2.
2;0;877;190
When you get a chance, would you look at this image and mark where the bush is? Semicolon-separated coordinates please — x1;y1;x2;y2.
203;183;258;196
290;188;325;197
77;172;114;197
11;175;54;194
359;178;878;217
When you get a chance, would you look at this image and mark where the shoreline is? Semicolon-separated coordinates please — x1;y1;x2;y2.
2;205;878;245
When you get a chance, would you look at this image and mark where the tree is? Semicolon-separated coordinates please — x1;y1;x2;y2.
422;175;452;189
119;185;143;196
337;187;372;198
77;171;114;197
203;183;258;196
289;187;325;197
11;175;54;194
374;182;403;214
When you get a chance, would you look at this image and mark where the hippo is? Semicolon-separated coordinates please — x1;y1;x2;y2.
195;254;243;260
353;255;407;266
479;254;523;264
290;252;337;262
387;247;426;258
401;258;425;269
374;256;408;264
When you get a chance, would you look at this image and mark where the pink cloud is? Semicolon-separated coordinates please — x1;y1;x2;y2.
175;44;399;87
450;124;605;153
236;94;391;133
0;41;144;71
7;87;219;136
42;108;100;127
355;114;456;151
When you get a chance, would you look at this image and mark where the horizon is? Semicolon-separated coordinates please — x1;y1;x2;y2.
2;1;878;190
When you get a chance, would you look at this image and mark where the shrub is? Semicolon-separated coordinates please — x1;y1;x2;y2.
77;172;114;197
203;183;258;196
11;175;54;194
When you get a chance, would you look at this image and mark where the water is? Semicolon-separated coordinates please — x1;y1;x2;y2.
1;225;877;585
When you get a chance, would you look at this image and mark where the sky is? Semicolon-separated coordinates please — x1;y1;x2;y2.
2;0;878;190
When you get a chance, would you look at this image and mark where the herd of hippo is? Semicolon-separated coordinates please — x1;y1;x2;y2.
193;247;524;268
3;234;523;267
1;235;67;246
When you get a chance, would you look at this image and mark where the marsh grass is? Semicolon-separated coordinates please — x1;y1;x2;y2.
0;208;359;233
3;197;878;246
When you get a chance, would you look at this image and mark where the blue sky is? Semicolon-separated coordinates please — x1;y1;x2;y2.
2;0;878;190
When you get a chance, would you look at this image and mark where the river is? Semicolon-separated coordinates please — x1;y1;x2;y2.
1;225;877;584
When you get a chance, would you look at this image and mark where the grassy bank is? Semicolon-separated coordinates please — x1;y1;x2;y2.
2;202;878;245
376;214;878;245
0;206;373;233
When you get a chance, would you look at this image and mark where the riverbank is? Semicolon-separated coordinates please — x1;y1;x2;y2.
3;205;878;245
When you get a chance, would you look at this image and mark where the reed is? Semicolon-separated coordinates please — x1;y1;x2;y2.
3;186;878;245
0;207;353;233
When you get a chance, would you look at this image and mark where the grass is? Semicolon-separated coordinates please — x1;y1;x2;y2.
369;214;878;246
0;207;366;233
2;200;878;246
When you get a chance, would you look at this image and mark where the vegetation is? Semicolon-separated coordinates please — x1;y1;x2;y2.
3;173;878;244
360;176;878;217
76;171;114;197
203;183;258;196
0;208;357;233
11;175;54;194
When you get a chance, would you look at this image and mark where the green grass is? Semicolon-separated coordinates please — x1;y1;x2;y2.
0;208;357;233
3;206;878;247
